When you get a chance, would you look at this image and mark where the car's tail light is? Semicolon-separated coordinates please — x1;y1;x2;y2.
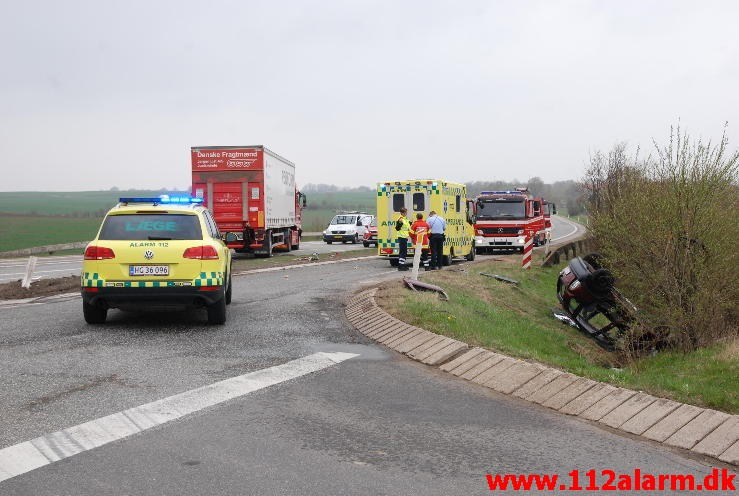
197;286;219;291
183;246;219;260
84;246;115;260
381;248;393;254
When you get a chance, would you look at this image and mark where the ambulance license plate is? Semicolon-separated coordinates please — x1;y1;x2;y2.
129;265;169;276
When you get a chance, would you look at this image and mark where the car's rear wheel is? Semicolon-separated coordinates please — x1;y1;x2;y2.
83;300;107;324
207;291;227;325
225;274;232;305
326;241;333;244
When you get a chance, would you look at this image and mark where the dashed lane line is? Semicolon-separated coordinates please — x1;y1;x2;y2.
0;351;359;484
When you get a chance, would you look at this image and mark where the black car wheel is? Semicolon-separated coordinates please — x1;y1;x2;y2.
83;300;107;324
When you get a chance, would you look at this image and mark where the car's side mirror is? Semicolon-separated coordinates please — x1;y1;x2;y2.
224;232;238;243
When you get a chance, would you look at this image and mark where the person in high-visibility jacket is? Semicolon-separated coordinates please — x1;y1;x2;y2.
395;207;411;271
410;213;431;271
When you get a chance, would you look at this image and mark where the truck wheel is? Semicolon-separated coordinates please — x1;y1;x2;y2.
352;234;359;244
363;241;369;247
225;274;232;305
83;301;107;324
389;258;399;267
207;292;227;325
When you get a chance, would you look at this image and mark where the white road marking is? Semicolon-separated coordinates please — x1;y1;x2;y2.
0;351;359;484
551;216;581;242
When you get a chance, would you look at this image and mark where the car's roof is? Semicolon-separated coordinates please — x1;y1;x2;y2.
107;202;205;215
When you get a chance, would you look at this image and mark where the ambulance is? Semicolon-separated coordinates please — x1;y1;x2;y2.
376;180;476;267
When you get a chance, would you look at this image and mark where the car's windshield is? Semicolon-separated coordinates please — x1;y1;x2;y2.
476;200;526;220
99;214;202;240
330;215;357;225
370;218;377;227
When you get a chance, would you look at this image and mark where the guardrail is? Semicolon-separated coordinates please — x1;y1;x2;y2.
0;241;88;259
542;238;595;267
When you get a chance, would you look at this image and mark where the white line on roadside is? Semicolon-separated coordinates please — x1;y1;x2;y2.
0;351;359;484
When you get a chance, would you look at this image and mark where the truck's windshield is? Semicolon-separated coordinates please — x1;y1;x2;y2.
476;201;526;220
330;215;357;225
99;214;202;240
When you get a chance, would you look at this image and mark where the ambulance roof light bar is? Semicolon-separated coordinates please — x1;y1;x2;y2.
118;196;204;205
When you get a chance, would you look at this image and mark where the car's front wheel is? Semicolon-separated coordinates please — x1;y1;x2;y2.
83;300;107;324
363;241;369;247
207;291;227;325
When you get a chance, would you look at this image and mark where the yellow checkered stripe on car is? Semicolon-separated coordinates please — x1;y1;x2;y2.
378;239;397;249
105;280;194;288
82;272;103;288
193;272;224;286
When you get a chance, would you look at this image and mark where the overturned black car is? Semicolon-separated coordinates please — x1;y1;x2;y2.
556;254;638;349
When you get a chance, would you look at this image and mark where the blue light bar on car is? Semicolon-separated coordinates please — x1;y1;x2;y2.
118;196;204;204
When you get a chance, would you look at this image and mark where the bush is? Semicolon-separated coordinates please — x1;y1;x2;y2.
585;125;738;351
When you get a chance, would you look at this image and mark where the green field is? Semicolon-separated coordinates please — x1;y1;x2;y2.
0;190;187;217
0;216;102;252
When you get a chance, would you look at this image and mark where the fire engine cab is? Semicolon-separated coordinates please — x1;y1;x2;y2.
473;188;549;254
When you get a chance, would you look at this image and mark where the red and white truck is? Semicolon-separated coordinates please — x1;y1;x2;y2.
473;188;550;254
191;145;305;257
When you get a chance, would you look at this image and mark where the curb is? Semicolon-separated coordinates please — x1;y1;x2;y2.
345;288;739;467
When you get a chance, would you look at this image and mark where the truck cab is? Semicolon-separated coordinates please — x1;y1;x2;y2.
473;188;548;253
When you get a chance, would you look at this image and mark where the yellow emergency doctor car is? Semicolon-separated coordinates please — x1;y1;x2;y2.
376;180;476;266
81;196;234;325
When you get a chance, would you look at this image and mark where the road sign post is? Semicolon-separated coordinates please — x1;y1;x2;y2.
21;256;38;289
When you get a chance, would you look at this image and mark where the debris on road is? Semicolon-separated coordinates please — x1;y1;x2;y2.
480;273;519;284
403;277;449;300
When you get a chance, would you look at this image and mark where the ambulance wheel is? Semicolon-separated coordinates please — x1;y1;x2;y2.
466;245;476;261
389;258;399;267
352;234;359;244
225;273;232;305
363;241;370;248
442;254;451;266
207;292;227;325
83;301;107;324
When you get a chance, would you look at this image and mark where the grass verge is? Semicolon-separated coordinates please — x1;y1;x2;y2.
376;258;738;413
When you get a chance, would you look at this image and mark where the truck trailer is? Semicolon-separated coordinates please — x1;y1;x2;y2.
191;145;305;257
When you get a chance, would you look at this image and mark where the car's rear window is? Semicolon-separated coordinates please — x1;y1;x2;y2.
98;214;202;240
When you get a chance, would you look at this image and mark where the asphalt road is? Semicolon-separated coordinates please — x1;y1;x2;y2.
0;215;725;495
0;216;585;284
0;239;367;284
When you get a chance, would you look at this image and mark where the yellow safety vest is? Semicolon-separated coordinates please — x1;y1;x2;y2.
396;216;411;239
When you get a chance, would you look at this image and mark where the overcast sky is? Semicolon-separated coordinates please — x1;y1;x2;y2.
1;0;737;191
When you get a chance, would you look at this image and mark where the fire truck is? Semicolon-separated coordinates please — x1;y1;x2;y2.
191;145;306;257
473;188;549;254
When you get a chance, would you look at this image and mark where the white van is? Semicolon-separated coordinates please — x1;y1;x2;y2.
322;212;374;244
